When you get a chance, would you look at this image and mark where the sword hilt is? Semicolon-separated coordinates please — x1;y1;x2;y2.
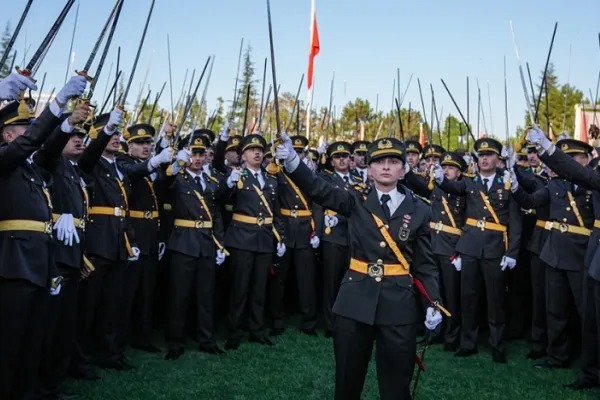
76;69;94;83
15;66;36;82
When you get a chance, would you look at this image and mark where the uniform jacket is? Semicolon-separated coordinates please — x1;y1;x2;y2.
277;171;315;249
439;170;522;260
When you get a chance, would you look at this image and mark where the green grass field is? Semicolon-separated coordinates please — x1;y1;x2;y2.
69;325;599;400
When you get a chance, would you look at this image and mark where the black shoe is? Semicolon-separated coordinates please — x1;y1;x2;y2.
534;360;568;369
324;330;333;339
492;350;507;363
455;348;478;357
249;334;275;346
301;328;318;337
269;327;285;337
58;392;81;400
131;343;161;353
443;343;459;352
224;339;241;351
199;345;226;355
165;348;184;360
564;380;600;390
69;367;100;381
525;349;545;360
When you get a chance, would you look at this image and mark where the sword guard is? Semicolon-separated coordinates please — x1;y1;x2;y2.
75;69;94;83
15;66;36;82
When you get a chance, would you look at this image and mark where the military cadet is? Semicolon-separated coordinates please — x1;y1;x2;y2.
404;139;423;171
421;143;445;171
214;122;241;174
433;138;522;363
313;141;364;338
511;138;593;369
164;133;227;360
33;103;96;398
270;135;319;336
351;140;370;183
117;124;173;353
224;134;285;350
76;108;140;371
0;74;87;400
276;135;442;400
527;127;600;389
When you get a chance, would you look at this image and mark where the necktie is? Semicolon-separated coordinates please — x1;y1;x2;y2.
195;176;204;191
343;176;349;184
570;183;577;193
381;194;391;220
254;173;263;189
483;178;489;192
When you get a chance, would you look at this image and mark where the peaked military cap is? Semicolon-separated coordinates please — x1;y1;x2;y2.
421;144;446;159
0;98;35;130
327;141;351;157
352;140;370;154
125;123;155;143
226;135;241;152
290;135;309;150
440;151;467;172
404;140;422;154
238;134;267;154
556;138;594;156
367;137;404;163
474;137;502;156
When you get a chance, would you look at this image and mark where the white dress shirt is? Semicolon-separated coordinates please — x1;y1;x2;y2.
186;169;206;191
246;166;265;189
101;156;124;180
480;173;496;191
376;187;405;216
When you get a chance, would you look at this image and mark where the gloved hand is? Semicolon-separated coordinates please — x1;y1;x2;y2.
149;146;173;169
424;307;442;330
50;276;63;296
276;242;286;258
433;164;444;184
526;124;552;151
158;242;166;261
275;133;297;163
56;75;88;105
128;247;141;262
451;255;462;272
227;168;242;188
105;107;124;134
500;255;517;271
324;215;339;228
219;120;231;141
0;72;38;101
67;102;92;127
506;147;516;169
157;135;170;149
53;214;80;247
160;121;176;138
509;169;518;192
175;148;190;164
216;249;226;266
310;235;320;249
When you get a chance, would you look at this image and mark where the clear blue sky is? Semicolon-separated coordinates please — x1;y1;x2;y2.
3;0;599;137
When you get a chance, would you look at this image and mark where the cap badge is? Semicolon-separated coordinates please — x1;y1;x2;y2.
378;139;392;149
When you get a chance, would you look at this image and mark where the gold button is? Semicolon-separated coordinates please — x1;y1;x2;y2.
483;206;487;210
441;211;446;214
376;259;382;264
375;277;382;282
385;225;389;229
563;218;567;222
566;207;571;211
380;241;386;248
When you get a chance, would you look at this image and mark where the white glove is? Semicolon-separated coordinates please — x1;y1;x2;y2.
149;146;173;169
157;135;170;149
424;307;442;330
501;146;508;160
0;72;38;101
500;255;517;271
219;120;231;141
526;125;552;151
310;236;320;249
56;75;88;105
158;242;166;261
53;213;80;247
50;277;63;296
216;249;226;266
276;242;286;258
227;168;242;188
176;149;190;164
324;215;339;228
105;108;124;134
509;169;518;192
128;247;141;262
275;133;297;163
433;164;444;184
451;255;462;272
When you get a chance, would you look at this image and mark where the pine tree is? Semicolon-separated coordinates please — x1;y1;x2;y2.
0;22;13;78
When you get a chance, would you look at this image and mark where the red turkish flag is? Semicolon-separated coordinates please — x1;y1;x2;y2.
307;11;320;90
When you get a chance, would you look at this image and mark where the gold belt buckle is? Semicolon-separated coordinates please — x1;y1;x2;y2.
144;211;152;219
476;219;485;231
76;219;86;230
257;217;265;226
291;209;298;218
195;220;204;229
545;221;553;230
558;223;568;233
434;221;443;233
44;221;53;235
114;207;123;217
367;259;384;282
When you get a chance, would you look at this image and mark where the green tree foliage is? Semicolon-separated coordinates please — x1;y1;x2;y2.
0;22;15;78
526;63;585;137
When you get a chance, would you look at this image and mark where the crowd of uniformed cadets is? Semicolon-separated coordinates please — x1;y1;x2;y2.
0;70;599;400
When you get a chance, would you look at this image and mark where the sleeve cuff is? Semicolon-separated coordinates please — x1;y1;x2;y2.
49;100;64;118
284;154;300;173
60;118;75;133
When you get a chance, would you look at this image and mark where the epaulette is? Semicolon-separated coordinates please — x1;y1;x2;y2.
463;172;476;179
413;194;431;205
208;175;219;183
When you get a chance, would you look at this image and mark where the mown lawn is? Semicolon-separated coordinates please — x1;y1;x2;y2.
68;323;599;400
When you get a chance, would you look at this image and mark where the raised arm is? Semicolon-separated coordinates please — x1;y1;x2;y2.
541;147;600;191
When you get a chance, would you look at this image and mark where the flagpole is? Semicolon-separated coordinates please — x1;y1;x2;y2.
305;0;316;140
